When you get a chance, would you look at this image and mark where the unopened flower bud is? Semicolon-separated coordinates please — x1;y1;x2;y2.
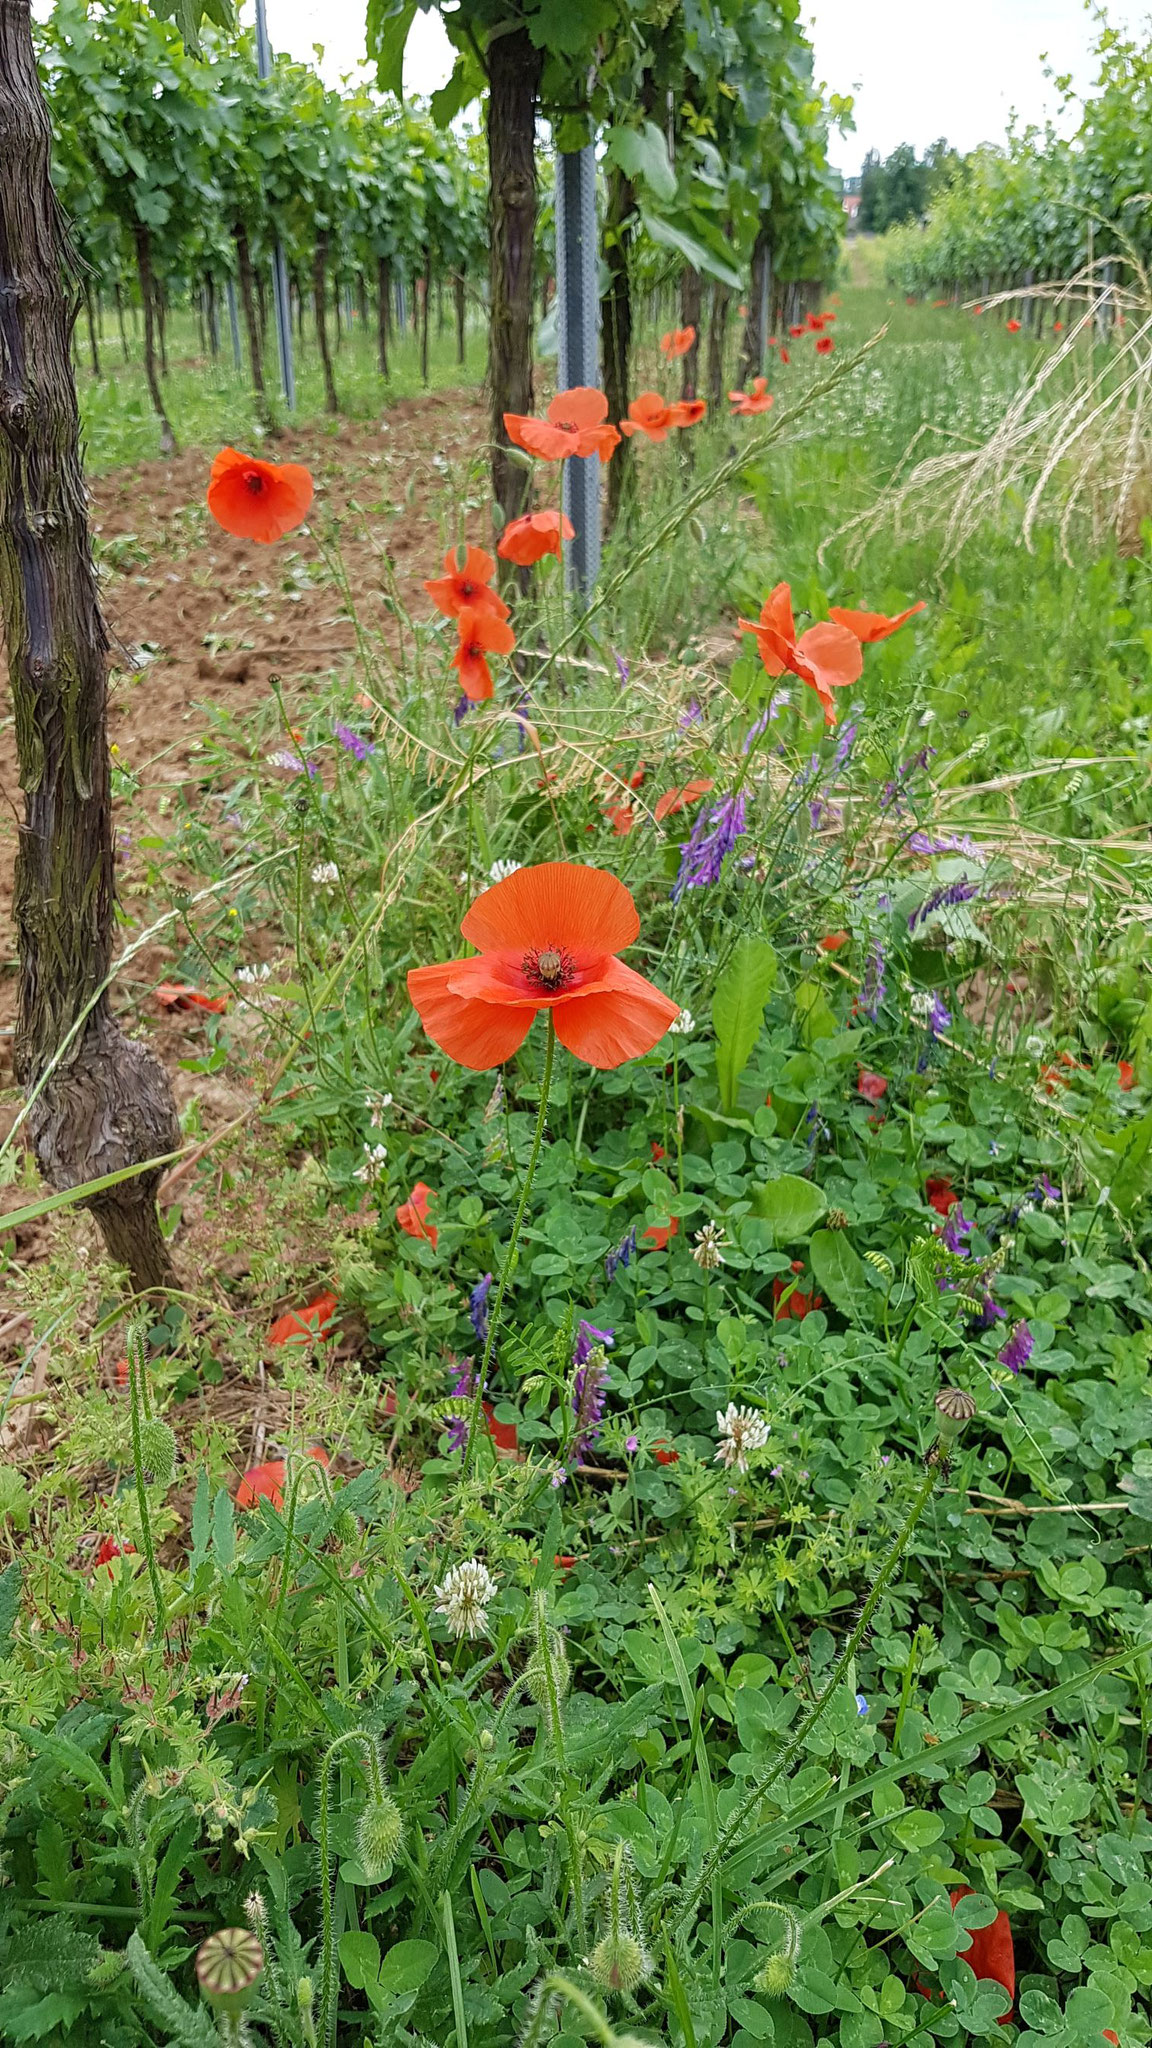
588;1932;649;1995
138;1418;177;1487
296;1977;314;2011
757;1950;797;1997
356;1794;405;1879
479;1728;495;1751
335;1510;358;1545
526;1636;569;1707
195;1929;264;2014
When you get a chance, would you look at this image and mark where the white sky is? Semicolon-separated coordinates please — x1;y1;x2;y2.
247;0;1148;174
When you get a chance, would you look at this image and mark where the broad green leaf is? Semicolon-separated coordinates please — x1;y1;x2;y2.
639;206;744;290
367;0;418;98
377;1939;439;1995
794;978;839;1045
713;939;777;1113
0;1561;21;1649
339;1930;383;1995
212;1487;235;1570
809;1228;875;1324
750;1174;827;1241
604;121;677;204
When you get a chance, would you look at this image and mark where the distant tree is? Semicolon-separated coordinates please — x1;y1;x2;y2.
857;139;961;233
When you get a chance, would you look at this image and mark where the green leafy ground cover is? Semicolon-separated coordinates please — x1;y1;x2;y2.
3;283;1152;2048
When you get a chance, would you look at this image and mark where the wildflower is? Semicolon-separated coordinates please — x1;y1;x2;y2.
829;600;925;643
908;880;979;932
941;1204;973;1255
668;1009;695;1036
155;982;228;1014
366;1090;392;1121
654;777;714;821
832;718;859;770
779;346;790;363
354;1142;388;1184
434;1558;498;1638
947;1886;1015;2022
504;387;620;463
407;861;679;1071
739;583;863;727
605;1225;638;1284
907;829;987;864
444;1358;476;1453
267;1291;338;1348
488;858;521;883
680;699;703;727
820;931;850;952
453;693;471;725
235;1447;329;1510
451;606;516;703
928;993;952;1035
815;334;834;354
1119;1060;1136;1090
860;944;887;1021
670;397;707;425
772;1262;822;1319
625;1433;639;1453
267;749;312;775
925;1175;957;1216
396;1182;437;1249
333;721;375;763
855;1693;868;1715
1006;318;1021;332
714;1402;770;1475
857;1069;888;1103
423;544;509;622
572;1325;612;1461
729;376;773;415
997;1321;1033;1374
671;793;748;899
469;1273;493;1349
619;392;700;441
653;1438;679;1463
311;860;340;886
207;446;313;543
496;509;574;565
93;1536;137;1573
692;1221;727;1269
788;323;804;337
551;1466;568;1487
643;1216;680;1251
660;325;696;358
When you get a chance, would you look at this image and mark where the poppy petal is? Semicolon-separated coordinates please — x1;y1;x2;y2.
828;601;926;642
551;957;679;1068
407;960;535;1069
504;414;572;461
461;861;640;957
797;621;864;691
548;386;609;428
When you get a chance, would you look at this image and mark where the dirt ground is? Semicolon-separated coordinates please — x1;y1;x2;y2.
0;391;486;1316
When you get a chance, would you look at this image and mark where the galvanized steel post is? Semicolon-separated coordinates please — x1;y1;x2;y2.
254;0;296;410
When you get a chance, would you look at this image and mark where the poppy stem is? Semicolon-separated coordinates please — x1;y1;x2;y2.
126;1319;167;1644
461;1014;556;1477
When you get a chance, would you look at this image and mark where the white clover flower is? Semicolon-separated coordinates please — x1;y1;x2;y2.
714;1402;771;1475
910;990;934;1023
489;858;522;884
1025;1034;1045;1059
354;1142;388;1184
692;1221;727;1270
236;962;273;986
311;860;340;887
918;708;935;727
669;1009;695;1037
434;1559;498;1639
366;1090;393;1122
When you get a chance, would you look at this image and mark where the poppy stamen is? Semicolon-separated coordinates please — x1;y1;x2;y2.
243;469;265;494
523;945;574;992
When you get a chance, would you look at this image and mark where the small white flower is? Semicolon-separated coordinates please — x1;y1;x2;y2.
669;1009;695;1037
918;708;935;727
714;1402;770;1475
311;860;340;887
366;1090;393;1122
1025;1034;1045;1059
489;858;522;884
910;990;933;1023
434;1558;499;1638
237;962;273;986
354;1142;388;1184
692;1220;727;1270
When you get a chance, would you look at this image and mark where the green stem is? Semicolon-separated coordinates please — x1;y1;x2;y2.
127;1326;166;1642
672;1461;940;1933
317;1729;383;2047
461;1015;556;1478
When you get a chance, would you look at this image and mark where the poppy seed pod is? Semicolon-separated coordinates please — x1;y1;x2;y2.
934;1387;977;1437
195;1929;264;2014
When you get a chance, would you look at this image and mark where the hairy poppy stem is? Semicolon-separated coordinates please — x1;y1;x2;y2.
671;1459;940;1933
460;1014;556;1477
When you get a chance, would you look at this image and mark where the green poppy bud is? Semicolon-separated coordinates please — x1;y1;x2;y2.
756;1951;796;1997
138;1418;177;1488
588;1933;649;1996
356;1795;405;1880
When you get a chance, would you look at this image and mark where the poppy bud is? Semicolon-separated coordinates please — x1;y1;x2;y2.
138;1418;177;1488
479;1728;495;1751
335;1510;359;1545
526;1632;570;1706
356;1795;405;1880
195;1929;264;2014
757;1951;797;1997
588;1933;649;1995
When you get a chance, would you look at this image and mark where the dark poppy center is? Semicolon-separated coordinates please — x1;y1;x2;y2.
243;469;265;495
460;579;476;596
523;945;575;992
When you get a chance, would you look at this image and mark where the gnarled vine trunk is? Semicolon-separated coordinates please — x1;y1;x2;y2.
487;23;541;533
132;222;176;454
737;227;771;387
377;254;390;378
313;232;338;414
0;0;180;1297
233;219;270;425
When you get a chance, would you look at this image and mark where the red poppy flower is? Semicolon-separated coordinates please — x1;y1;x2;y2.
660;326;696;358
207;447;314;544
424;545;509;621
620;393;677;443
829;600;925;643
857;1069;888;1102
554;1552;577;1571
779;347;790;364
1119;1060;1135;1091
1006;319;1021;333
643;1216;680;1251
1053;319;1064;332
607;804;636;836
788;324;805;337
819;930;850;952
815;336;834;355
114;1357;129;1387
268;1290;339;1349
806;313;826;331
773;1260;823;1320
452;606;516;703
93;1536;137;1572
408;862;677;1072
155;983;228;1014
949;1886;1014;2022
932;298;948;309
653;1440;680;1465
670;398;706;427
739;582;863;727
504;387;621;463
651;1140;666;1161
729;377;774;416
482;1400;519;1452
497;510;574;566
235;1446;329;1511
767;336;779;348
973;303;985;315
396;1182;438;1248
654;777;714;821
926;1175;957;1216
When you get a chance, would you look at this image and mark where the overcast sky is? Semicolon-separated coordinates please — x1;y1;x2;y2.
245;0;1147;175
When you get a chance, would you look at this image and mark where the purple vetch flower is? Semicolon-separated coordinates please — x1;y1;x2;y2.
572;1322;613;1463
974;1290;1006;1327
469;1274;494;1350
928;993;952;1036
1032;1173;1061;1204
908;880;979;933
908;829;988;865
860;942;887;1022
605;1225;638;1285
998;1320;1034;1374
573;1319;613;1369
334;721;375;760
445;1358;476;1453
614;650;631;686
453;692;472;726
832;720;858;771
680;698;703;728
671;793;748;900
941;1204;974;1255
